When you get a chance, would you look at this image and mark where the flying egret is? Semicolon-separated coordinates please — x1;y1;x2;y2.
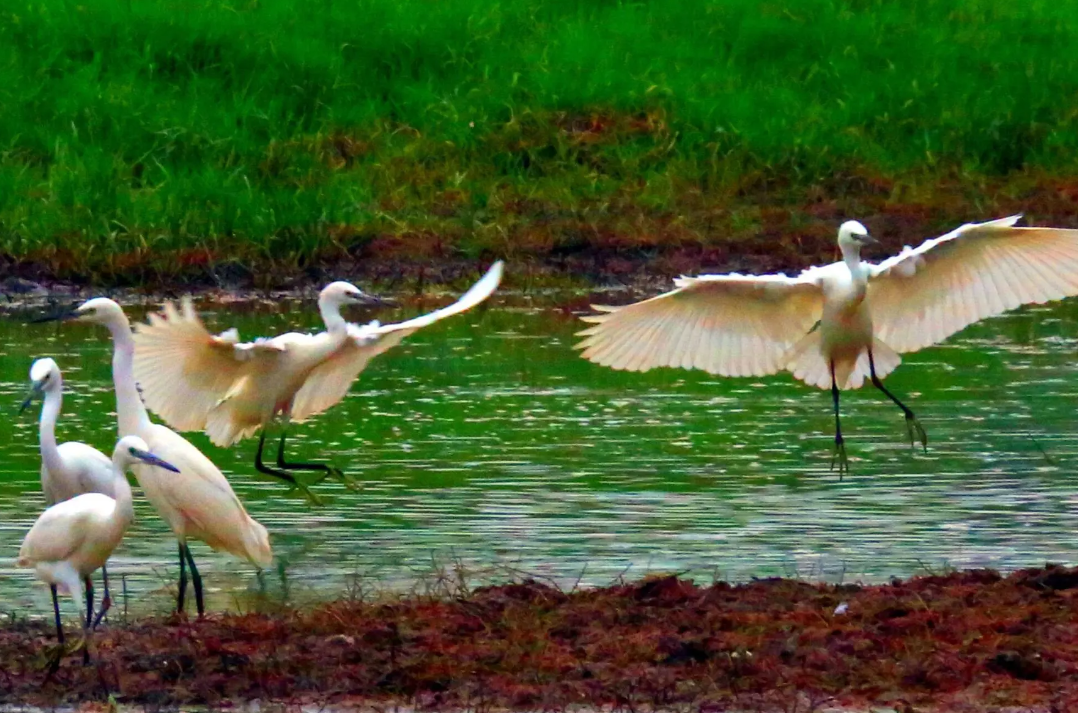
36;299;274;616
18;435;178;670
576;216;1078;475
21;357;117;627
130;261;504;485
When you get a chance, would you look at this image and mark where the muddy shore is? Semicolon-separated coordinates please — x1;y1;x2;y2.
2;566;1077;710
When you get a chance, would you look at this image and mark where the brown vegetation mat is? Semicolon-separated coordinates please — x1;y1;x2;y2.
3;566;1078;709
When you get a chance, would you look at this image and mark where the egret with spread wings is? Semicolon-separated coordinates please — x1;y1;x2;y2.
577;217;1078;475
132;262;504;487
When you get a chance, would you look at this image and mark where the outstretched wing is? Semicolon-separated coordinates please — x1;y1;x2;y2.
290;261;504;422
133;299;284;432
869;216;1078;353
576;273;825;377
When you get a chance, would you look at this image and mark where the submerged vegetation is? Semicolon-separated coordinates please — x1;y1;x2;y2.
3;0;1078;284
6;566;1078;708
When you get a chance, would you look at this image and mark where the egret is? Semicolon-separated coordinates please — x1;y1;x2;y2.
576;216;1078;475
21;357;117;628
18;435;179;670
130;261;504;485
36;299;273;615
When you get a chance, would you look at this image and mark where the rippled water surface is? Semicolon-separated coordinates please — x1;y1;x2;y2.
1;296;1078;615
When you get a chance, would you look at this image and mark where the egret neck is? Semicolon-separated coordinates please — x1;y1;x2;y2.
37;380;65;481
103;312;153;437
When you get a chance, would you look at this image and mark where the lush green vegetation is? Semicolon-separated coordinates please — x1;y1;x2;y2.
2;0;1078;282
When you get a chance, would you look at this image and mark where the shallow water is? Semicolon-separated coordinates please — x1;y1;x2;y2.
1;296;1077;616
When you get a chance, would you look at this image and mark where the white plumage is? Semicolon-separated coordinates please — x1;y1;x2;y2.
577;216;1078;472
18;435;178;666
128;262;503;485
56;298;273;616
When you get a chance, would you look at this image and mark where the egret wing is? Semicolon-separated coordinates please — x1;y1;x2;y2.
289;261;504;422
133;298;285;432
868;216;1078;353
576;273;825;376
17;496;106;566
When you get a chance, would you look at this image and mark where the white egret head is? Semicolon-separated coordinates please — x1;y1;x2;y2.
21;357;62;412
113;435;181;474
70;297;127;325
318;281;389;309
837;220;877;250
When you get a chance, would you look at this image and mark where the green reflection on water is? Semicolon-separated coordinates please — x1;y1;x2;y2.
1;298;1077;616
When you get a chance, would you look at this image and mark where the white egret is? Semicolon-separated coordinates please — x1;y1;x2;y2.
36;299;273;615
21;357;117;628
576;216;1078;474
130;261;504;485
18;435;179;670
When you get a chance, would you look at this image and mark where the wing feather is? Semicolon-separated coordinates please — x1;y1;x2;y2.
869;216;1078;353
289;262;504;422
576;273;825;377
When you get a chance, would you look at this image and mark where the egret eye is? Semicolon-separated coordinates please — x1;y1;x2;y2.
128;447;137;456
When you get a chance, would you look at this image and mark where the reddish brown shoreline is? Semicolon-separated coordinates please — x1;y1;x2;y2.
3;566;1078;709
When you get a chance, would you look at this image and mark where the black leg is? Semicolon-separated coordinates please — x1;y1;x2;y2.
255;431;322;503
182;543;205;617
92;565;111;630
868;351;928;452
51;585;64;646
830;361;849;480
83;576;93;631
276;431;339;478
177;541;188;614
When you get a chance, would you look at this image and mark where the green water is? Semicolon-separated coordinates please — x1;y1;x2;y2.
1;296;1077;616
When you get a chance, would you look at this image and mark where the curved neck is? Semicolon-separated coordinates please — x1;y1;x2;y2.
840;242;863;273
105;315;152;436
108;462;135;525
318;298;348;334
38;388;65;476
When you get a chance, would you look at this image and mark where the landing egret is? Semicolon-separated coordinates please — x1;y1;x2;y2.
130;261;504;485
37;299;273;615
576;216;1078;474
21;357;116;626
18;435;178;669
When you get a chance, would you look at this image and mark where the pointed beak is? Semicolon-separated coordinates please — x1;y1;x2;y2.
28;306;80;324
18;383;42;414
860;234;880;246
355;293;396;308
131;448;181;473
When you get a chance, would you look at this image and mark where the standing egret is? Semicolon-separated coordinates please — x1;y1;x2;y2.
21;357;117;627
130;261;504;484
18;435;179;670
36;299;273;615
576;216;1078;475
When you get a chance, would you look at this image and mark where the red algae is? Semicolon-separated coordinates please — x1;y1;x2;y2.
2;566;1078;709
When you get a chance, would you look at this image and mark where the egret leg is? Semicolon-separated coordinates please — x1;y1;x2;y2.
177;541;188;614
92;565;111;630
45;585;65;676
254;431;322;504
51;585;64;646
81;578;91;665
830;361;849;480
868;351;928;452
275;431;340;479
182;543;205;617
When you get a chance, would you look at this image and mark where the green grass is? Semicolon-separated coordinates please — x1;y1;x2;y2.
3;0;1078;282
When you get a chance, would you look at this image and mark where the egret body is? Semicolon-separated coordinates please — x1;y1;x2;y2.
577;216;1078;473
22;357;117;625
43;299;273;615
18;435;178;668
131;262;504;487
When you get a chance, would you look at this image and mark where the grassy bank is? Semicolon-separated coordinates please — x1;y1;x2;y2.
3;0;1078;285
6;566;1078;708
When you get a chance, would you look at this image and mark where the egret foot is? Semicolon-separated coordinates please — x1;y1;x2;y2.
92;592;111;631
905;414;928;453
830;436;849;480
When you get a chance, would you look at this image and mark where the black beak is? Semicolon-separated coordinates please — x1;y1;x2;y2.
28;306;80;324
356;293;397;308
131;448;181;473
860;234;880;246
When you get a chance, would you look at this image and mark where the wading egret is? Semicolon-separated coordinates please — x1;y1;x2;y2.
130;262;504;486
576;216;1078;475
21;357;117;626
18;435;178;670
36;299;273;615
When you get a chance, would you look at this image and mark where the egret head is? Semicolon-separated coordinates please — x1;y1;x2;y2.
837;220;877;251
318;281;391;309
70;297;127;325
113;435;181;474
20;357;62;413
